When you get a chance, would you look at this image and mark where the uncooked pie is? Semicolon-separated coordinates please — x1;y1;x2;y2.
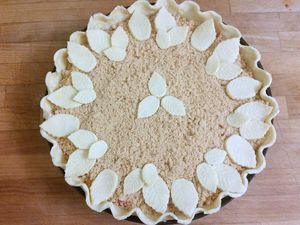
40;0;279;224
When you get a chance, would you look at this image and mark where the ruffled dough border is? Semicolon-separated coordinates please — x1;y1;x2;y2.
40;0;279;224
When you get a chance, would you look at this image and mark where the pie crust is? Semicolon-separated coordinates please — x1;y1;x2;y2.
40;0;279;224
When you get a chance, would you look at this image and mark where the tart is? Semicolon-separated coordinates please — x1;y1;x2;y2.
40;0;279;224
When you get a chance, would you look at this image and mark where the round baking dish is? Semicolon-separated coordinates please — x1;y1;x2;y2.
46;36;273;224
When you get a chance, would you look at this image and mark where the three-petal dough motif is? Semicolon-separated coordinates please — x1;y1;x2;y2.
154;7;189;49
226;101;272;140
40;114;110;181
122;164;170;214
138;72;186;118
196;147;245;194
87;26;129;61
40;114;110;183
47;71;97;109
205;38;242;80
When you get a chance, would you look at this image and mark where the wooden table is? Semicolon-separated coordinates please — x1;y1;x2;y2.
0;0;299;224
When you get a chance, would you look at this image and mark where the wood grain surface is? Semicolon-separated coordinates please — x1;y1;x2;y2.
0;0;299;225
